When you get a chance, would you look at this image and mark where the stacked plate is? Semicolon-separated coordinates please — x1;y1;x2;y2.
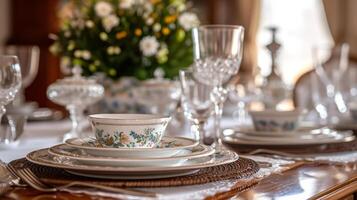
223;127;355;146
26;136;239;180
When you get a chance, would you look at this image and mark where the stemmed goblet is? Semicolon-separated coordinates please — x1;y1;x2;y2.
312;44;349;124
0;55;22;143
228;76;260;126
179;69;213;144
192;25;244;150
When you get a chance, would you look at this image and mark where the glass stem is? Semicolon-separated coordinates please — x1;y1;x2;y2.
67;105;84;137
213;102;223;148
0;106;5;143
211;86;227;151
196;120;206;144
0;106;5;122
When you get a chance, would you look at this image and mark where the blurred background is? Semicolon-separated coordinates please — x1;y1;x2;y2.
0;0;356;109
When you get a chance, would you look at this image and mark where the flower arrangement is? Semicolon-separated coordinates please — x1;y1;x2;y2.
50;0;199;80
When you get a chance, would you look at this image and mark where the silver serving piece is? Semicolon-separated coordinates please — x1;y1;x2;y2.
47;66;104;141
132;68;181;115
261;27;289;109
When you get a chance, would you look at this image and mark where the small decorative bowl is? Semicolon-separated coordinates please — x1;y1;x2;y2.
89;114;171;148
249;109;302;132
348;102;357;121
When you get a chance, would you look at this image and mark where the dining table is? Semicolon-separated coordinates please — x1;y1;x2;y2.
1;118;356;200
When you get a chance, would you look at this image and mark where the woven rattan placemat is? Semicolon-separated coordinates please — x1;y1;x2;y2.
10;157;259;188
224;138;357;154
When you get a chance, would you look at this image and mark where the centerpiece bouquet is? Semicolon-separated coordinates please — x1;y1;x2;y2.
50;0;199;80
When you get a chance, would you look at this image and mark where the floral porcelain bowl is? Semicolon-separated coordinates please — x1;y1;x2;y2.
249;109;302;132
89;114;171;148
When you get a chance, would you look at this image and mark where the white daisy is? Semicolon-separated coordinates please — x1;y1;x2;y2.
85;20;94;28
119;0;135;9
95;1;113;17
74;50;82;58
178;12;199;30
139;36;159;57
82;50;92;60
102;14;119;32
153;23;161;32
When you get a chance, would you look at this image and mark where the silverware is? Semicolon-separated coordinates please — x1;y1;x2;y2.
247;149;314;161
0;160;26;187
246;149;323;162
16;167;157;197
0;160;26;196
247;149;353;166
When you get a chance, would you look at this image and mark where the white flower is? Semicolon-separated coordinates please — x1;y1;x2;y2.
102;15;119;32
100;32;108;41
156;47;169;63
146;17;154;25
49;43;60;54
153;23;161;32
82;50;91;60
178;12;199;30
143;2;153;13
60;57;71;75
119;0;134;9
86;20;94;28
74;50;82;58
95;1;113;17
107;46;121;55
64;31;71;37
139;36;159;57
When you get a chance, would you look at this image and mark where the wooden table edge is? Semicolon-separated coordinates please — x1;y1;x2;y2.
309;176;357;200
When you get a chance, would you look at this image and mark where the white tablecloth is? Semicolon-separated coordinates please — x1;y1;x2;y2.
1;119;356;200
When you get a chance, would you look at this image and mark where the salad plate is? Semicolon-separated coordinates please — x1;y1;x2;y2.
48;144;214;167
65;136;198;158
26;148;239;179
223;130;355;146
224;126;332;138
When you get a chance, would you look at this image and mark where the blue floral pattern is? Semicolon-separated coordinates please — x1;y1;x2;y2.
94;128;162;148
85;136;182;148
253;120;297;132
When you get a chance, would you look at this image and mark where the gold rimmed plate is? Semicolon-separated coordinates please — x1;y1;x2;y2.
48;143;214;167
26;148;239;179
65;136;198;158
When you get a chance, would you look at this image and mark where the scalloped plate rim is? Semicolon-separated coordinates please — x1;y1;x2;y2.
48;143;214;162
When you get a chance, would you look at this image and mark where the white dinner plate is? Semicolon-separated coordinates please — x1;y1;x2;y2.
223;130;355;145
224;127;342;139
48;143;214;167
66;169;200;180
65;136;198;158
26;148;239;179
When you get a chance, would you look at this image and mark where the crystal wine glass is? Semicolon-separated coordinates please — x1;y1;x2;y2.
228;76;260;126
2;45;40;105
192;25;244;150
179;69;213;144
312;44;349;123
0;55;22;143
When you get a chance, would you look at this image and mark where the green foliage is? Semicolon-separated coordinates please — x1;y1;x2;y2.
50;0;198;80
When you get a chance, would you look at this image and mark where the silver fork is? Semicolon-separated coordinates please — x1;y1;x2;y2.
16;168;157;197
1;161;26;187
247;149;317;162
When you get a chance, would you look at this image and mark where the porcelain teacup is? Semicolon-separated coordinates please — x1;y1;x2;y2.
249;109;303;132
89;114;171;148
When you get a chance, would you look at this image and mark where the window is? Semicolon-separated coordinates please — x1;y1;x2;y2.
257;0;334;85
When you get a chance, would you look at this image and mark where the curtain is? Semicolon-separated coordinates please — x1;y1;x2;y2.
323;0;357;59
212;0;261;76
